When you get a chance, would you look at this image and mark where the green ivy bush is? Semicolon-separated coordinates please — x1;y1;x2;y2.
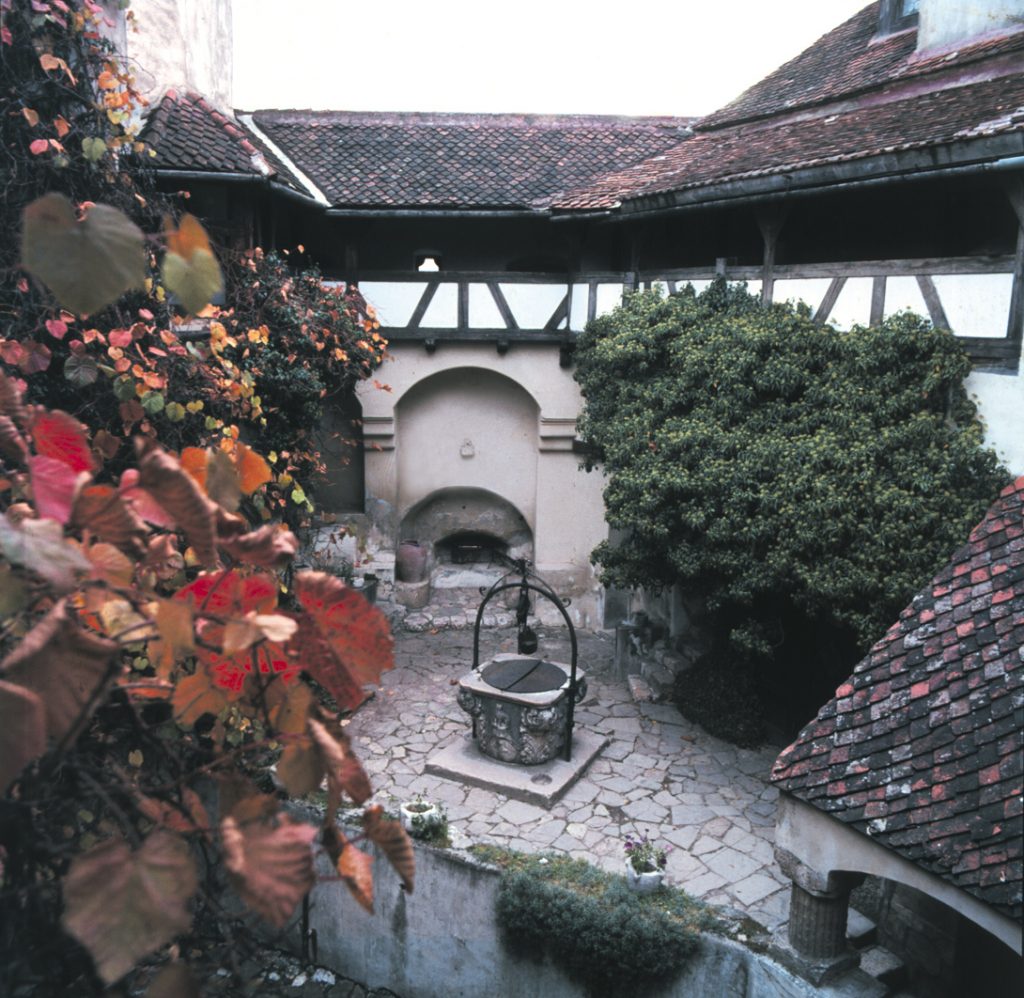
488;851;708;997
575;282;1008;724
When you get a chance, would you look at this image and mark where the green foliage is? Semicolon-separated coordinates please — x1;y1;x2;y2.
485;849;708;997
575;281;1008;668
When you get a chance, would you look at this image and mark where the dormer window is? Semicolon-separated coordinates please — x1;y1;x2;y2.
878;0;920;36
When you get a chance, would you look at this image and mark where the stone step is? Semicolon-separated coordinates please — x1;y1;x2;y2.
859;944;907;992
846;908;878;949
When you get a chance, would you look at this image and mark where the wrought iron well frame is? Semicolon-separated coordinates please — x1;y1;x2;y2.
470;558;579;762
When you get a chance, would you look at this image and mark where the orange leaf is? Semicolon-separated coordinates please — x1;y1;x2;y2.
0;600;117;743
363;804;415;894
53;115;70;138
172;669;228;727
39;53;76;84
221;815;316;928
180;446;208;490
96;69;118;90
85;541;135;588
31;410;95;473
337;837;374;914
164;213;213;259
234;442;271;494
290;572;393;709
21;108;39;127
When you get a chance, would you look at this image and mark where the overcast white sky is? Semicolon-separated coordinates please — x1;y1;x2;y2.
232;0;870;116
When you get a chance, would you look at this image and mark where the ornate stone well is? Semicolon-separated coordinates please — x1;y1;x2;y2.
456;560;585;764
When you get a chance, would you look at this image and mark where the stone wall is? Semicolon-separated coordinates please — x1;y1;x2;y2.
293;841;876;998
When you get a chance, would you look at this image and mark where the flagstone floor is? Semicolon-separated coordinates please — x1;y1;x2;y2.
346;626;793;932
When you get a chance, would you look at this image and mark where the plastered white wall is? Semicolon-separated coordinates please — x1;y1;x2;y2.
125;0;233;110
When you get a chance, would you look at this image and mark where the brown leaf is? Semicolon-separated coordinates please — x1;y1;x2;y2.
172;669;229;728
217;522;299;569
205;448;240;512
136;440;218;567
146;963;199;998
1;600;118;743
221;815;316;928
72;483;147;554
61;830;197;985
309;716;371;817
363;804;414;894
150;599;194;674
85;541;135;588
271;683;321;797
0;679;46;792
290;572;393;710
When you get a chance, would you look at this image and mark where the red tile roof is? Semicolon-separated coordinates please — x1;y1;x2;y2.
245;110;691;210
141;91;304;192
771;477;1024;921
549;74;1024;210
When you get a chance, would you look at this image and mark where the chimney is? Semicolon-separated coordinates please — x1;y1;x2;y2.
917;0;1024;52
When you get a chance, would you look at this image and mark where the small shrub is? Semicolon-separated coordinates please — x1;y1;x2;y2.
489;851;708;997
673;653;766;747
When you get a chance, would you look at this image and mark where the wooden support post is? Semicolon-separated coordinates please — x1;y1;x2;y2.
457;281;469;330
587;281;598;324
487;282;518;329
815;277;846;324
756;206;789;305
916;275;951;331
870;276;886;327
408;282;439;329
544;294;569;331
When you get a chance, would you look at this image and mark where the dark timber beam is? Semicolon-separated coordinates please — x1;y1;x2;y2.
916;275;951;331
407;282;439;329
756;205;789;305
487;283;519;330
815;277;846;324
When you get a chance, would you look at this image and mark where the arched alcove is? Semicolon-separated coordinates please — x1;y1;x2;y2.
394;367;540;532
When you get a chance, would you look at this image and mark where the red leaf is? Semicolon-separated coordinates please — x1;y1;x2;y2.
290;572;393;709
45;318;68;339
108;328;133;348
29;138;49;155
31;410;95;472
29;453;84;523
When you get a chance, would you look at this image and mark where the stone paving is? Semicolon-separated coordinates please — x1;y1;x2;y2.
347;625;793;932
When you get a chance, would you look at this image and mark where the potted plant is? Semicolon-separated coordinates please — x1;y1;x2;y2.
623;833;669;893
400;795;443;838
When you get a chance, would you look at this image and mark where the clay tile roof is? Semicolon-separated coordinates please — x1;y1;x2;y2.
771;477;1024;921
141;90;304;191
549;74;1024;210
245;110;692;210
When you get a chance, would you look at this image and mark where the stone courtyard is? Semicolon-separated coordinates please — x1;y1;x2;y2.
346;625;792;933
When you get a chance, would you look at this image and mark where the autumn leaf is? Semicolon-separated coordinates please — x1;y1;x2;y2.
271;684;321;796
234;441;272;494
0;679;46;792
324;825;374;914
61;831;197;985
31;409;96;473
72;483;148;553
172;669;229;726
162;214;223;315
136;787;209;836
206;447;241;512
0;514;91;592
0;372;28;427
0;415;28;464
136;440;218;566
221;815;316;927
309;716;371;819
0;599;118;743
21;193;145;316
85;542;135;588
363;804;415;894
217;521;299;569
290;572;393;710
149;598;195;674
39;52;76;84
29;453;86;524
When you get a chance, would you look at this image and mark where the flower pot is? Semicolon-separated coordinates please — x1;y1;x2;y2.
625;860;664;894
400;800;440;837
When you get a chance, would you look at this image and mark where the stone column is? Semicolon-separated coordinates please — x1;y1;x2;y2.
772;847;862;985
788;882;853;959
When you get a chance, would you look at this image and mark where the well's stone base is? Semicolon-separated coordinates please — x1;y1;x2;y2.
425;729;607;807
